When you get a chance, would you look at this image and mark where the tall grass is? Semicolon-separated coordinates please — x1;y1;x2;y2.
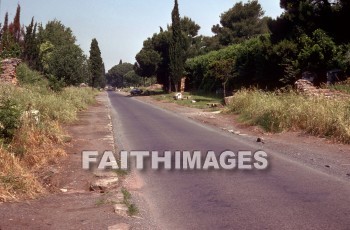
228;89;350;143
328;80;350;94
0;64;98;201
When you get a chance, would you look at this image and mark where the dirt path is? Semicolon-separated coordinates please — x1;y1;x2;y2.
0;92;133;230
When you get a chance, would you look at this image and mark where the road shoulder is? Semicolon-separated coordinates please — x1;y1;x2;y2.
0;92;133;230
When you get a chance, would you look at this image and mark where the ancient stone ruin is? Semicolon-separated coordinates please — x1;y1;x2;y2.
295;79;349;98
0;58;22;85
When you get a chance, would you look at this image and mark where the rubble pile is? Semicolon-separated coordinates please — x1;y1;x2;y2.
294;79;349;98
0;58;22;85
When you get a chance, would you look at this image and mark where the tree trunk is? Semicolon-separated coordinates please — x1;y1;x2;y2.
174;81;179;92
168;76;172;93
223;80;228;98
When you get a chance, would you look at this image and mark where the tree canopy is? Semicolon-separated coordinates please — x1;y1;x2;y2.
212;0;269;45
106;62;134;88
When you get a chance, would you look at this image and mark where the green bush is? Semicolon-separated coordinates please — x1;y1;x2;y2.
0;98;21;142
16;63;48;88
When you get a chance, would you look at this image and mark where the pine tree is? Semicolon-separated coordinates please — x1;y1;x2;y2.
89;38;104;88
169;0;186;92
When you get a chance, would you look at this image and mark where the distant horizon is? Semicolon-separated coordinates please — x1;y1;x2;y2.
1;0;283;70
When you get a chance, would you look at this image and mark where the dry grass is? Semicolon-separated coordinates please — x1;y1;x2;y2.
228;89;350;143
0;148;43;202
0;83;97;201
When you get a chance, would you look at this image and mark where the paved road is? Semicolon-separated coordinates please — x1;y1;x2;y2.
108;92;350;230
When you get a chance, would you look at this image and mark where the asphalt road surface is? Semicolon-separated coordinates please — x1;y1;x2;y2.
108;92;350;230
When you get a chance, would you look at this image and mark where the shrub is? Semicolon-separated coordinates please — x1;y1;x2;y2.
0;98;21;142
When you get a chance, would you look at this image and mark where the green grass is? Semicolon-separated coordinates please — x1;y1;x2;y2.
121;187;139;216
327;80;350;94
152;92;223;110
228;89;350;143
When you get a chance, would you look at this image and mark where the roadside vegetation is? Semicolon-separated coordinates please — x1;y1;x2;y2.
0;5;102;201
0;64;97;201
328;80;350;94
228;88;350;144
153;92;222;110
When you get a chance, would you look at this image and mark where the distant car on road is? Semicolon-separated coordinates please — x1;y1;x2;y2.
130;88;143;96
105;86;115;91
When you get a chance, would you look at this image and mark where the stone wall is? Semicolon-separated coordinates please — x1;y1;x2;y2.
0;58;22;85
295;79;349;98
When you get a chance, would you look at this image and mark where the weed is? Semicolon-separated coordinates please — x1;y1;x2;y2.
121;187;139;216
127;203;139;216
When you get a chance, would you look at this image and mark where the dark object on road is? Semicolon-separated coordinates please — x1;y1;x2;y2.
257;137;264;143
130;88;143;96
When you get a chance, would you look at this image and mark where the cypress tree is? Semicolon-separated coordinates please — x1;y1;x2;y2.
169;0;186;92
89;38;104;88
3;12;9;33
13;4;21;42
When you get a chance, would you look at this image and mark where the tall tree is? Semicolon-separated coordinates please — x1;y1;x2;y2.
89;38;105;88
36;20;86;85
135;49;161;80
23;17;40;68
270;0;341;42
0;10;21;58
13;4;21;42
106;62;134;87
2;12;8;33
212;0;269;45
169;0;187;92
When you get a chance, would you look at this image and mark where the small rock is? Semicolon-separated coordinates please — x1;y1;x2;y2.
191;100;197;103
114;204;129;216
325;165;331;168
228;130;235;133
60;188;68;193
346;173;350;177
108;223;130;230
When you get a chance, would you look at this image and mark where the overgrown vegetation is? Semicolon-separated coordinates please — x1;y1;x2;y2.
328;80;350;94
0;63;97;202
228;89;350;143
